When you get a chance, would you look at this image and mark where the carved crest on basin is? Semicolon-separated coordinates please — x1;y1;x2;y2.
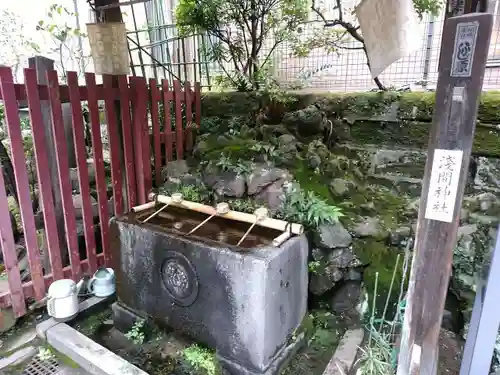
160;251;199;307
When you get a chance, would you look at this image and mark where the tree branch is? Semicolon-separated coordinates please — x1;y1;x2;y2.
311;0;385;90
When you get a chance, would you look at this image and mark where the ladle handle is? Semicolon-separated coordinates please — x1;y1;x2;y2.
143;203;169;223
188;214;215;235
237;221;257;246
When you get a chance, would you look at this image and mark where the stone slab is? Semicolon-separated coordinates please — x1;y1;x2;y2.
46;323;147;375
37;296;112;339
1;323;37;354
56;364;92;375
322;328;364;375
0;345;37;370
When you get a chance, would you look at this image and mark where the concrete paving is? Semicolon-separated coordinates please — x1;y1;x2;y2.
46;323;147;375
57;364;92;375
322;328;364;375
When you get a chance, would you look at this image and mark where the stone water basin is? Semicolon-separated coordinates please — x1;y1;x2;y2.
110;204;308;375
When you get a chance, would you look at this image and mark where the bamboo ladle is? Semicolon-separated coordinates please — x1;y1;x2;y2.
188;202;230;235
143;193;183;223
236;207;269;246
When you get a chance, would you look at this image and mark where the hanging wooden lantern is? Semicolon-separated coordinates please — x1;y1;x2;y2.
87;22;130;75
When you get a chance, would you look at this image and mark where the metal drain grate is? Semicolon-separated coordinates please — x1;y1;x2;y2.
22;355;60;375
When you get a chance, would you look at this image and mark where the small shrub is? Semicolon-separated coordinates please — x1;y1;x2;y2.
125;319;146;345
38;347;56;361
356;250;409;375
277;182;344;228
182;344;218;375
308;260;321;274
213;155;253;175
229;198;258;213
159;183;212;204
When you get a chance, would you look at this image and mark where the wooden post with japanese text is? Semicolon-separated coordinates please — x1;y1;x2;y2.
396;13;493;375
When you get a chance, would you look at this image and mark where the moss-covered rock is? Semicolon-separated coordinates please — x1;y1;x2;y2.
201;91;500;157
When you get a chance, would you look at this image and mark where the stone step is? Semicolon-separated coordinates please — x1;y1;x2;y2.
46;323;148;375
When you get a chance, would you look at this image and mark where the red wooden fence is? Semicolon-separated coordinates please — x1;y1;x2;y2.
0;67;201;319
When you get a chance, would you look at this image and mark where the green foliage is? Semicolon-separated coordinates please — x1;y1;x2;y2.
159;183;212;203
228;198;257;213
0;104;4;124
308;260;321;274
199;116;223;135
182;344;218;375
356;247;410;375
175;0;309;90
412;0;444;18
38;347;56;361
36;4;89;80
125;319;146;345
291;29;345;58
277;182;344;229
0;9;40;78
214;155;253;175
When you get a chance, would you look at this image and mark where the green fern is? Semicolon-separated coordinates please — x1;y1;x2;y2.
125;319;146;345
183;344;218;375
277;182;344;228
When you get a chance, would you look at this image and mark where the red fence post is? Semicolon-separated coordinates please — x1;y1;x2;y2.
67;71;98;274
150;79;162;186
85;73;111;265
173;80;184;160
162;79;174;163
117;76;137;208
130;77;151;203
103;75;124;216
195;82;201;128
184;82;193;152
0;67;45;303
0;166;26;316
45;70;81;281
23;68;64;283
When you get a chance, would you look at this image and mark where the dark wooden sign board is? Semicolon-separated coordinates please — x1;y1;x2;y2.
396;12;493;375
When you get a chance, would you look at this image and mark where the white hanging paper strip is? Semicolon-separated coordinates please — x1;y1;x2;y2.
87;22;130;76
355;0;421;79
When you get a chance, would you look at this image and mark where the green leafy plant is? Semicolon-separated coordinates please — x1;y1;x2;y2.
0;10;41;80
175;0;309;90
308;260;321;274
38;347;56;361
250;142;283;163
199;116;223;135
278;182;344;228
125;319;146;345
36;4;89;81
229;198;258;213
183;344;218;375
356;245;411;374
159;183;213;203
214;155;253;175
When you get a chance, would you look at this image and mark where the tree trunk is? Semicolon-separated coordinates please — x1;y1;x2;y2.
0;141;18;204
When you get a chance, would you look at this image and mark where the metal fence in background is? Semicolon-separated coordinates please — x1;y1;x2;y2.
125;1;500;92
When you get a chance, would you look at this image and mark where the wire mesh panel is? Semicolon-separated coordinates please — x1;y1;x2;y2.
22;355;60;375
124;0;500;91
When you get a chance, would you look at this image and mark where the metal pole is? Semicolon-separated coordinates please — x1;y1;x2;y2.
460;225;500;374
396;13;493;375
422;14;435;87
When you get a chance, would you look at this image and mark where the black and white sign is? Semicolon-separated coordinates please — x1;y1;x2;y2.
425;149;463;223
451;21;479;77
